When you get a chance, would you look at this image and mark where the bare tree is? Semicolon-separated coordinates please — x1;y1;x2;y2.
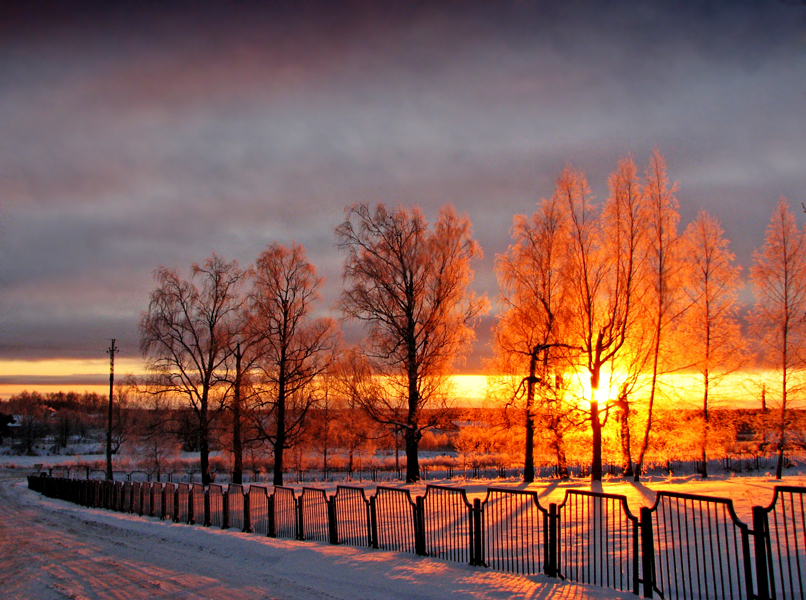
750;198;806;479
495;193;574;481
140;254;246;485
634;150;682;481
679;210;746;478
336;203;488;482
247;242;337;486
562;157;645;481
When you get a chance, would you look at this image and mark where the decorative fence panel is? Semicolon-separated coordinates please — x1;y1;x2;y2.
114;481;124;512
557;490;639;595
227;485;245;532
124;481;134;513
208;484;224;528
163;483;176;522
176;484;190;524
141;482;153;517
153;484;165;519
131;482;142;515
756;486;805;600
373;487;417;554
190;485;205;525
333;486;371;547
300;488;330;542
421;485;474;564
249;486;270;535
647;491;753;600
273;487;297;539
481;488;547;575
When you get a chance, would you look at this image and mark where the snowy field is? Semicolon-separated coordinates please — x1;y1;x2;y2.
4;455;806;599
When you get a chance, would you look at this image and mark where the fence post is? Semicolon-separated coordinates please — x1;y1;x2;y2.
640;506;654;599
753;505;771;600
268;493;276;538
188;486;195;525
369;491;380;548
546;503;557;577
296;496;304;540
415;495;427;556
222;492;230;530
328;496;339;545
632;514;640;596
472;497;484;567
243;490;251;533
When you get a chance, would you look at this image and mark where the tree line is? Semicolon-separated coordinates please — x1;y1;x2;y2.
137;151;806;484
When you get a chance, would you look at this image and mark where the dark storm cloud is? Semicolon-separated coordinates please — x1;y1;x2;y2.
1;1;804;365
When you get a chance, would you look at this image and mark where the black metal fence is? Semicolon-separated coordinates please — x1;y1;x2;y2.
27;475;805;599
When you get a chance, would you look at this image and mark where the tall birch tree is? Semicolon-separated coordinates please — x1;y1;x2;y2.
634;150;682;481
680;210;745;478
247;242;337;486
750;198;806;479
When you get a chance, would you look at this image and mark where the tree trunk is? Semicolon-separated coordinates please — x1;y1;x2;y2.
761;384;768;449
200;396;211;486
701;373;709;479
405;346;421;483
776;366;787;480
404;427;420;483
232;346;243;485
199;434;210;486
589;365;603;481
274;352;288;487
617;398;633;477
591;400;602;480
274;396;286;486
634;344;660;482
552;427;569;479
524;355;537;483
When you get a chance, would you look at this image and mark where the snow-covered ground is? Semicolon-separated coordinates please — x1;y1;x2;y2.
4;455;805;599
3;469;638;600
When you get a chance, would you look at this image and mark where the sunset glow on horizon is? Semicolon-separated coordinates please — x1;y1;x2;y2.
0;359;788;413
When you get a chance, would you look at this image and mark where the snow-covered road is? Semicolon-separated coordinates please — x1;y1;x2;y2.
1;470;633;600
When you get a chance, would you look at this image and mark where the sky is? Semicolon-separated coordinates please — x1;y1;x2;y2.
1;1;805;394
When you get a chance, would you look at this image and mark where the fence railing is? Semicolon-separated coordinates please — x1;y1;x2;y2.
27;474;805;600
754;486;806;600
558;490;640;594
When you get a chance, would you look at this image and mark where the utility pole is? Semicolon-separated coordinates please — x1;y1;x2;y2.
106;339;117;481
